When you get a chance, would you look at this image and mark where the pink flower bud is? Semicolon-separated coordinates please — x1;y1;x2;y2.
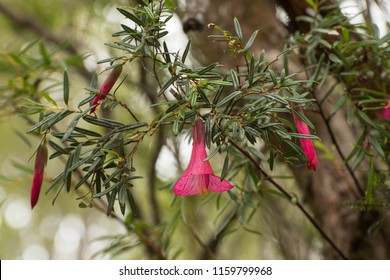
90;66;123;113
292;108;318;171
30;143;48;209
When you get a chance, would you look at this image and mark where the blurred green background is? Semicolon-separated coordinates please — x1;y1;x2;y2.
1;0;389;260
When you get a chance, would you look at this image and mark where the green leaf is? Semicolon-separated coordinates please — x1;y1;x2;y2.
197;88;211;105
352;148;368;171
42;109;72;131
163;41;171;64
127;189;137;215
233;17;243;40
48;140;69;155
39;41;51;65
63;70;69;105
242;30;258;52
182;40;191;63
196;63;219;75
73;127;102;137
189;89;197;106
204;146;220;162
292;108;315;130
75;173;92;189
289;132;319;140
358;110;390;137
369;135;385;159
117;8;144;27
345;132;365;162
285;140;307;161
41;91;57;106
62;114;83;142
268;69;277;85
217;91;242;107
328;53;342;64
115;122;147;132
106;186;119;215
230;70;239;90
221;154;229;180
82;115;124;128
158;75;179;96
172;119;179;136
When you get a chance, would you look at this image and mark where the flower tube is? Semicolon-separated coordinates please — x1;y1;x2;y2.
173;119;234;198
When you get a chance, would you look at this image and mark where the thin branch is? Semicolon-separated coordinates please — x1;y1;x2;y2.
140;65;164;225
312;89;365;196
230;140;349;260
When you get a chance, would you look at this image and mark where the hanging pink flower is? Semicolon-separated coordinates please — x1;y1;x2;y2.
90;65;123;113
380;101;390;119
292;108;318;171
30;142;48;209
174;119;234;198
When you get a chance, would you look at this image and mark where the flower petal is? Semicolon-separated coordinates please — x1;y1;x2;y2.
208;175;234;193
173;175;201;196
300;138;318;171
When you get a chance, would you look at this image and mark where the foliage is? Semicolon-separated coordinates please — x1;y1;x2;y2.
1;0;389;259
292;0;390;208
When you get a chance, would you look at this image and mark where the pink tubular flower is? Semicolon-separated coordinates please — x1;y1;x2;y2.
90;65;123;113
381;101;390;119
292;108;318;171
173;119;234;198
30;142;48;209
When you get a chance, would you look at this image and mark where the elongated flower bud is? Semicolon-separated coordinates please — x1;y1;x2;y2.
90;66;123;113
30;143;48;209
292;108;318;171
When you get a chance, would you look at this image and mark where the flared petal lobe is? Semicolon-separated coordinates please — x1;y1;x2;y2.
293;109;318;171
381;102;390;120
90;66;123;113
173;120;234;197
30;143;48;209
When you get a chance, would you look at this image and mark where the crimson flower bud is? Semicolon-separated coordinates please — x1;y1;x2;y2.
30;143;48;209
90;66;123;113
292;108;318;171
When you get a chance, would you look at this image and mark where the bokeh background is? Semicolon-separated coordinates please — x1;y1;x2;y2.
0;0;389;260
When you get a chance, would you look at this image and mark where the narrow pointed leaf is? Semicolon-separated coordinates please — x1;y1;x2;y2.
63;70;69;105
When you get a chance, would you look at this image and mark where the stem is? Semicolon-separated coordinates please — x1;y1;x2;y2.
313;90;364;196
230;140;349;260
